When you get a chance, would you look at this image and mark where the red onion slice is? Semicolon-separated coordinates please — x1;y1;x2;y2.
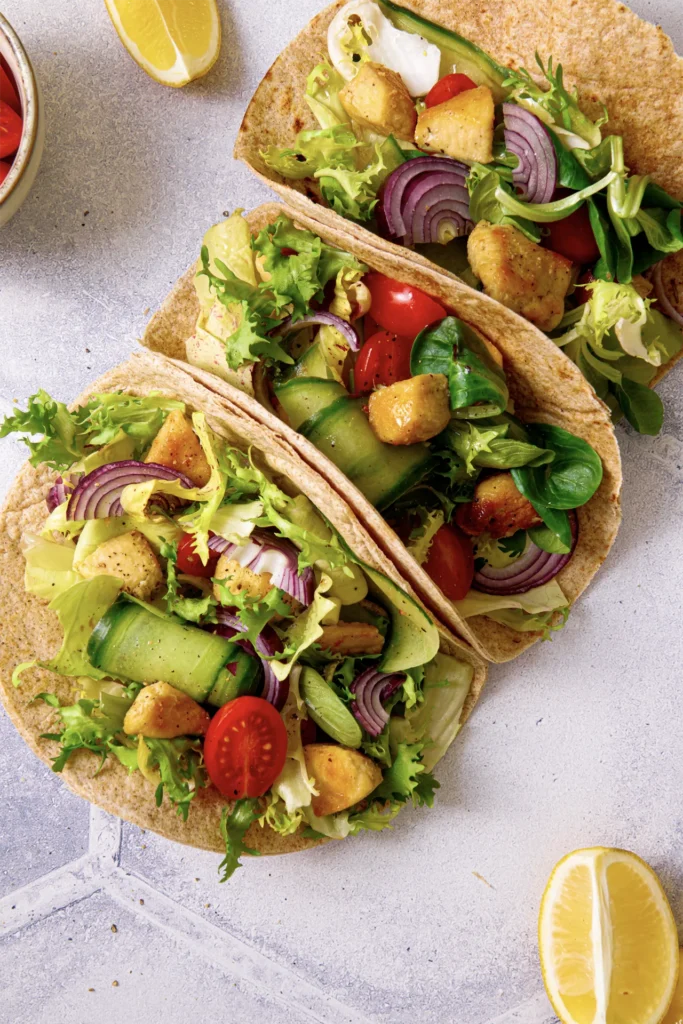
66;461;194;520
473;511;578;596
46;475;77;513
208;527;315;606
379;157;471;244
271;312;359;352
653;261;683;328
213;609;289;710
503;104;557;205
350;667;406;737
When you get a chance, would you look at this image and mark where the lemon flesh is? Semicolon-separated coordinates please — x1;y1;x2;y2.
104;0;221;87
539;847;679;1024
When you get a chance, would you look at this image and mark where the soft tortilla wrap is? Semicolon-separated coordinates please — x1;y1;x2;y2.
233;0;683;386
142;203;622;663
0;353;486;855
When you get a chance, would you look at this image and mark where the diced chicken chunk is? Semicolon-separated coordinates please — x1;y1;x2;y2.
456;472;542;539
415;86;494;164
123;681;210;738
318;622;384;656
145;409;211;487
368;374;450;446
340;62;416;141
212;556;300;617
304;744;382;817
468;221;572;332
79;530;164;601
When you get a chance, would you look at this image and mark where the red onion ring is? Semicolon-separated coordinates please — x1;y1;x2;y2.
271;312;359;352
208;527;315;606
46;475;76;513
503;104;557;205
379;156;471;245
350;667;406;737
213;609;288;711
653;261;683;328
473;511;578;596
66;461;194;520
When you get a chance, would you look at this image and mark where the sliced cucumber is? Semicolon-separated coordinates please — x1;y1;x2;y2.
274;377;346;431
289;342;337;382
87;598;260;707
301;395;432;510
300;666;362;748
362;565;440;673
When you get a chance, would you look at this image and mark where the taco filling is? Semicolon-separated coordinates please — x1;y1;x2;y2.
183;210;605;636
256;0;683;434
1;386;477;879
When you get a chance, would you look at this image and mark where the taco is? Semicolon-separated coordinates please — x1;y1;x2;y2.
142;202;622;663
234;0;683;436
0;353;487;880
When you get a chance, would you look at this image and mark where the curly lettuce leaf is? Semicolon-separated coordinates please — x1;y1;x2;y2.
372;742;439;807
305;61;349;129
444;421;555;475
218;799;262;882
34;690;135;773
502;55;605;148
259;793;305;837
271;575;338;681
270;667;317;814
262;125;360;182
143;737;207;822
214;581;290;646
195;210;258;314
161;540;217;624
0;392;184;471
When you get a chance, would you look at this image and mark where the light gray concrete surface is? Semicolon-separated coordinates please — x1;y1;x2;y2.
0;2;681;1022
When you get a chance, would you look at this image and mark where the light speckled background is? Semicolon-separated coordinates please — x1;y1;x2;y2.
1;2;682;1022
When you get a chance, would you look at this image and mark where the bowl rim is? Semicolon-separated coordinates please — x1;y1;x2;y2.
0;12;39;208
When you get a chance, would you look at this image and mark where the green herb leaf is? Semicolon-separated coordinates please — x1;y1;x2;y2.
218;799;261;882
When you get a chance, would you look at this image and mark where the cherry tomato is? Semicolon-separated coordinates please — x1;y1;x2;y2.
0;100;22;158
574;269;596;306
0;160;11;186
176;532;219;578
204;696;288;799
365;272;446;338
423;523;474;602
425;73;477;108
281;247;298;257
0;64;20;114
354;329;414;393
544;203;600;264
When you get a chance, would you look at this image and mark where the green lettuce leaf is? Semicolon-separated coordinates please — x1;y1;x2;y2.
144;737;207;822
0;391;183;470
455;580;568;625
305;61;348;129
214;582;290;646
372;742;439;807
218;799;261;882
271;575;338;681
162;540;217;624
34;689;135;773
22;534;81;601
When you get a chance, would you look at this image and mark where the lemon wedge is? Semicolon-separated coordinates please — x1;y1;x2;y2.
539;847;679;1024
662;950;683;1024
104;0;221;87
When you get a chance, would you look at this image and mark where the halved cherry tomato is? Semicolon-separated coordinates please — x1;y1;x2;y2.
0;64;20;114
354;329;414;393
365;272;446;337
544;202;600;264
425;73;477;108
0;100;22;159
574;269;596;306
204;696;288;799
0;160;11;186
176;532;219;577
423;523;474;602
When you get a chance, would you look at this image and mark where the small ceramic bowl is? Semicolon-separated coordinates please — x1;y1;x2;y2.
0;13;45;227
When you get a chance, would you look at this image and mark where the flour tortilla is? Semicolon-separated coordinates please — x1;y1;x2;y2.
142;203;622;663
0;353;486;855
233;0;683;384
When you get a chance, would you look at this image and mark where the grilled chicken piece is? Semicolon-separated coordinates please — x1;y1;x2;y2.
340;62;417;141
145;409;211;487
415;86;494;164
212;556;300;617
318;622;384;656
468;222;573;331
368;374;450;445
79;530;163;601
456;472;542;539
123;682;210;739
304;744;382;817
